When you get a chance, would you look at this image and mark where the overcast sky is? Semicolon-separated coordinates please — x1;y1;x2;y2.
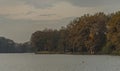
0;0;120;43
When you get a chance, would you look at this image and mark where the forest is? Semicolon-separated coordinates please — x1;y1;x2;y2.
31;11;120;55
0;11;120;54
0;37;32;53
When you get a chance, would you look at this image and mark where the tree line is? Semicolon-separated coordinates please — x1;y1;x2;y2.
31;11;120;55
0;37;33;53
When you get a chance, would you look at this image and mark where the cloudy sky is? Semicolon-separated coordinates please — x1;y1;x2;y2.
0;0;120;43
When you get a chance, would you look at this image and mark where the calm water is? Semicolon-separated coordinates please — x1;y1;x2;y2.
0;54;120;71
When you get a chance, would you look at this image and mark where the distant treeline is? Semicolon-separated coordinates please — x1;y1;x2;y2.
0;37;33;53
31;11;120;55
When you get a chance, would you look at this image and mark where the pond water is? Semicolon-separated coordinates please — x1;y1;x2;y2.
0;54;120;71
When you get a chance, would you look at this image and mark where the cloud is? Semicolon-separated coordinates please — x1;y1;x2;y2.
64;0;103;7
0;2;101;21
0;5;32;15
0;0;119;21
24;0;115;8
22;0;104;8
22;0;60;8
39;14;56;17
0;0;25;7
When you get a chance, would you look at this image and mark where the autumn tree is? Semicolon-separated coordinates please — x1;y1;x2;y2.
107;11;120;54
31;11;120;55
85;13;108;54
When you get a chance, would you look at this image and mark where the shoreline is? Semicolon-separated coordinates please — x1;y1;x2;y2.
34;51;120;56
0;52;118;56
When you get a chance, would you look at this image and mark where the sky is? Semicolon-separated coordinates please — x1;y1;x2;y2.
0;0;120;43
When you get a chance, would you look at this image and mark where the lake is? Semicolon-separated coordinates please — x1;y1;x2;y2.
0;54;120;71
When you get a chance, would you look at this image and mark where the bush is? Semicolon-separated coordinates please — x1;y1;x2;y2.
112;51;120;55
102;42;113;54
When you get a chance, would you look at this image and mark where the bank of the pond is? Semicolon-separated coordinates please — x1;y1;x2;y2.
34;51;120;56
